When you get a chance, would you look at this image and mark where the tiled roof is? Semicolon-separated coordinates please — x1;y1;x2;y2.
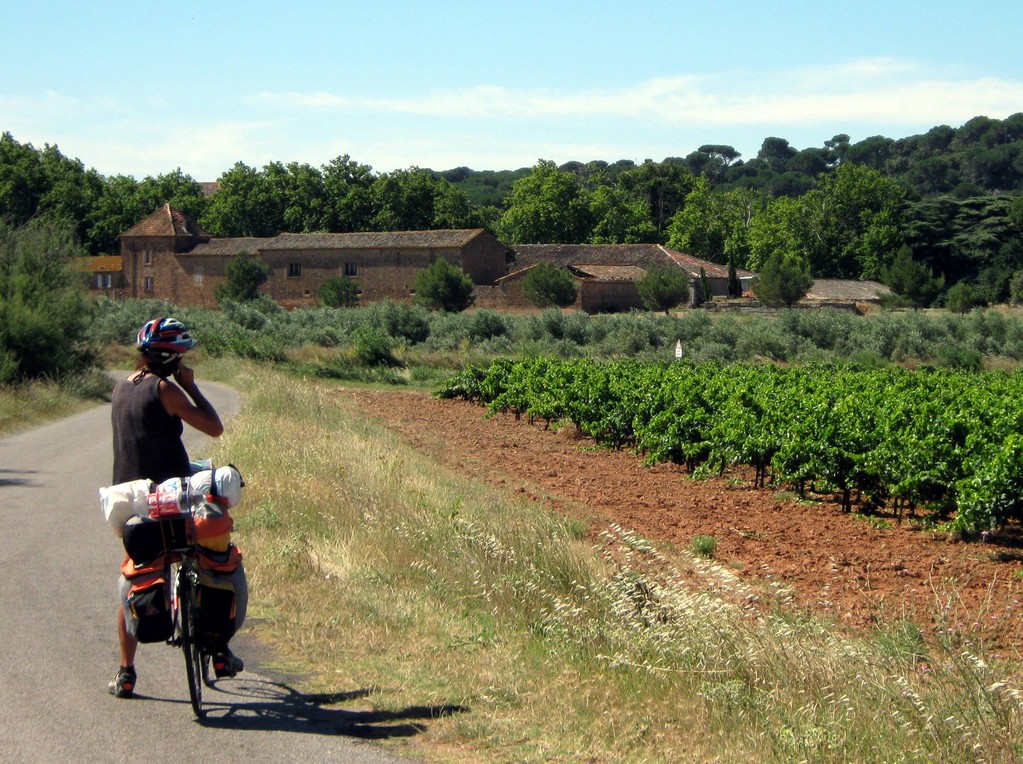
261;229;487;250
511;243;747;280
185;229;490;256
73;255;122;273
188;238;277;256
569;264;647;282
120;204;211;238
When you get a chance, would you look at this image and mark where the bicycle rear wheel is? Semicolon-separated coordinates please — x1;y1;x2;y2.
179;574;206;719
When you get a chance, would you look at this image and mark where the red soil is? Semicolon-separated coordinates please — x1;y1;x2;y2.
346;388;1023;655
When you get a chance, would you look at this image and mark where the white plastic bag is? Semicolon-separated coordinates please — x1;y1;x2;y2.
99;479;151;536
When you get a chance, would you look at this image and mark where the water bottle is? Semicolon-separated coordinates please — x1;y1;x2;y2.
146;489;186;518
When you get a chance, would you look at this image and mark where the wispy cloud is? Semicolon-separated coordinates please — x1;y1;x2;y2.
254;58;1023;128
5;57;1021;178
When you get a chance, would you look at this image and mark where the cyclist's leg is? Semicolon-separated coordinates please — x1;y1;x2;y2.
110;575;139;697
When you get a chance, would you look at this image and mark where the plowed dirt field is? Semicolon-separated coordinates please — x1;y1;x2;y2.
347;388;1023;655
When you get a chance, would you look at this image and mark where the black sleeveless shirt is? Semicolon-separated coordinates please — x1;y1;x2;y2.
111;372;191;484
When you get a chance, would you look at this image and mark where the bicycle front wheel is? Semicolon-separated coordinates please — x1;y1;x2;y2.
179;575;206;719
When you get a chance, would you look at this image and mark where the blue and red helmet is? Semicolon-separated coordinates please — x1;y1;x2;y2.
135;317;197;362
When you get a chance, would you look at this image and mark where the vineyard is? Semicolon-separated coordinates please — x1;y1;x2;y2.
437;357;1023;536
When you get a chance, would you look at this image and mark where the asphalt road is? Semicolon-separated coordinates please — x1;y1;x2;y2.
0;379;421;763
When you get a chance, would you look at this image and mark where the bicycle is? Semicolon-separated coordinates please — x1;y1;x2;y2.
115;465;243;719
169;542;212;719
151;493;234;719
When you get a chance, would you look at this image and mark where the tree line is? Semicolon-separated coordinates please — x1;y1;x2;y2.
2;114;1023;307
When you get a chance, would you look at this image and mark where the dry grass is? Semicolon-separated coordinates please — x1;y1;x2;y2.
0;371;110;437
202;364;1023;763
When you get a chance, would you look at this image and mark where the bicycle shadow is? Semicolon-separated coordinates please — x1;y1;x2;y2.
194;677;469;738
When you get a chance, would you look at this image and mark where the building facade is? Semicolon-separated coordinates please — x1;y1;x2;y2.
114;205;513;308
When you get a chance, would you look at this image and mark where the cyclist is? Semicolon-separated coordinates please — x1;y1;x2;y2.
108;317;246;698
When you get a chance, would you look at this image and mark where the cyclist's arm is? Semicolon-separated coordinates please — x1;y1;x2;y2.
159;366;223;437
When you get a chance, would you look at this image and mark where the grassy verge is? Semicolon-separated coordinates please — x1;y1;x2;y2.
0;368;113;438
199;363;1021;763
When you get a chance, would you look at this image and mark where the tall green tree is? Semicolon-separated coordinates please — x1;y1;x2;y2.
413;257;474;312
754;137;799;173
668;182;762;267
587;186;657;243
262;161;328;232
372;168;440;231
432;181;486;229
635;263;690;314
85;170;207;255
321;154;376;232
521;262;578;309
666;176;726;262
0;218;93;382
370;168;483;231
201;162;281;237
617;160;695;237
0;133;106;251
747;164;904;280
500;160;592;244
727;256;742;297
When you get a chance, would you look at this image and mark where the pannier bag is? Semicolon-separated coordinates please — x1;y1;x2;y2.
193;500;233;553
125;572;173;643
196;569;237;646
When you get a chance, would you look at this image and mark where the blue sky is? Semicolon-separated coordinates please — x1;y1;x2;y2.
4;1;1022;180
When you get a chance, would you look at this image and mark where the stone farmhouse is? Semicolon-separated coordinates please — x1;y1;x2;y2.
82;204;757;313
82;204;885;314
105;205;512;309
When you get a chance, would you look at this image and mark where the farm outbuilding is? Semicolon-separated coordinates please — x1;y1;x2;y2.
497;243;754;311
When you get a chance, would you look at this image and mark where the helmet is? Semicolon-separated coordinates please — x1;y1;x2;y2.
135;317;197;361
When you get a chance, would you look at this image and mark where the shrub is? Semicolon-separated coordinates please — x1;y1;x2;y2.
691;535;717;558
354;329;399;367
363;300;430;344
413;259;474;312
215;252;270;303
635;264;690;314
466;310;509;342
522;263;578;309
317;276;360;308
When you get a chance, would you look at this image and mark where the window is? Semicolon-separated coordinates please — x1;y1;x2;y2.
143;250;152;265
193;267;204;285
144;276;154;292
96;273;112;289
287;263;302;278
344;262;358;277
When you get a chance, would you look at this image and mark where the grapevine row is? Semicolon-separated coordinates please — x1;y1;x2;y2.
437;358;1023;535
